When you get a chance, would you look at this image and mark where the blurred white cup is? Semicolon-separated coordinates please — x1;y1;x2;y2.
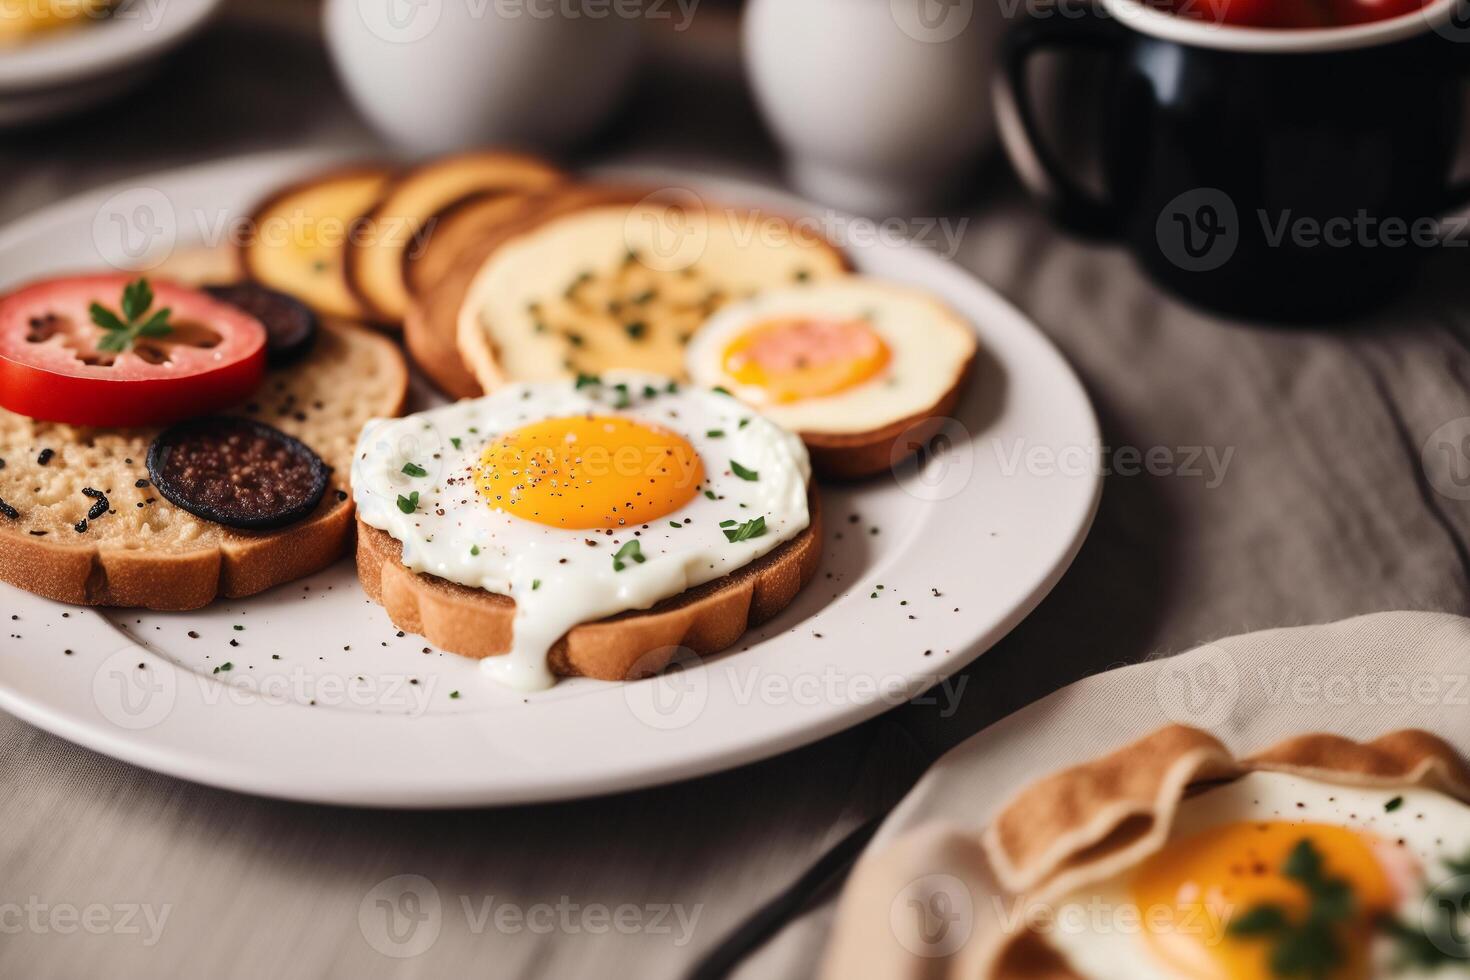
743;0;1004;215
324;0;643;152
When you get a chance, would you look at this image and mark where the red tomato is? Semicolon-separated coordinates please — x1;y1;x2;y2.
1168;0;1326;27
0;274;267;427
1326;0;1429;24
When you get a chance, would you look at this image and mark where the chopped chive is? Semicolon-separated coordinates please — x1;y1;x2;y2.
575;372;601;389
470;545;480;556
730;460;759;481
532;579;541;590
401;462;428;477
450;437;462;450
706;429;725;438
396;491;419;514
450;691;461;699
712;386;733;397
1385;796;1404;812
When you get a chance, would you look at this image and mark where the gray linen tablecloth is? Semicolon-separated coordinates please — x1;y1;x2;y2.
3;4;1469;979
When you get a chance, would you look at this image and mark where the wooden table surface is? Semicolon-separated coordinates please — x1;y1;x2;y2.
3;4;1469;978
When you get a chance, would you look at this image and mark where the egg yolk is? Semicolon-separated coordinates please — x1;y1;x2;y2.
1129;821;1396;980
474;416;705;530
721;316;890;403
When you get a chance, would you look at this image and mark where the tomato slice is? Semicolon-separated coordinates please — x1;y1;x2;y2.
0;274;267;427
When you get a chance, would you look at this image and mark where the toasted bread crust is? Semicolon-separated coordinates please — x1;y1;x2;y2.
345;150;566;325
238;164;396;323
405;186;663;400
355;489;822;681
0;321;409;610
401;191;557;400
801;348;975;480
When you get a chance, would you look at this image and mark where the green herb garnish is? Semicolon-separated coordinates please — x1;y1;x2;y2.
730;460;759;481
532;579;541;590
450;691;460;699
706;430;725;438
723;517;766;543
1227;839;1354;979
212;662;234;674
575;373;601;389
712;386;733;397
612;539;645;572
1385;796;1404;812
450;437;463;450
396;492;419;514
401;462;428;478
470;545;480;556
90;278;172;353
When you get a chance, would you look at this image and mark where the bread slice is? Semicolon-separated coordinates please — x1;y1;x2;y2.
453;187;852;393
0;318;408;609
401;191;552;399
345;151;565;327
146;242;242;286
802;358;974;480
355;489;822;681
238;165;395;322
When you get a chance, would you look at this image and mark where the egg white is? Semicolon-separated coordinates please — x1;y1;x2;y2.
351;372;812;691
1041;771;1470;980
686;278;976;435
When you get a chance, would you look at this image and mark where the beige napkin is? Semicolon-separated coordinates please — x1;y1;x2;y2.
818;611;1470;978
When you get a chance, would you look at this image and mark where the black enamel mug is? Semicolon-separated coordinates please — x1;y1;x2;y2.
994;0;1470;321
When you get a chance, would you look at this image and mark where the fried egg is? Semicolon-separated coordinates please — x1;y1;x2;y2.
686;278;976;435
351;373;811;690
1043;771;1470;980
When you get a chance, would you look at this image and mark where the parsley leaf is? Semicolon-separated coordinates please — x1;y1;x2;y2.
1227;839;1355;978
723;517;766;543
612;539;645;572
90;277;173;353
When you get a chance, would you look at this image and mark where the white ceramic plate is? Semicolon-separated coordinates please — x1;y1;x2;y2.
0;0;221;125
0;151;1101;807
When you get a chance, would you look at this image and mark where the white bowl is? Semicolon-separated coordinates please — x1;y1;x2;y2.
0;0;223;126
323;0;643;153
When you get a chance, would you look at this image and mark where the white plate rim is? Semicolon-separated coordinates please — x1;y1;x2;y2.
0;0;222;92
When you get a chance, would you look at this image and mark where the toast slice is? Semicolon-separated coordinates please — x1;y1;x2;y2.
355;489;822;681
345;151;565;326
0;318;408;609
453;187;852;393
801;360;974;480
239;165;395;322
401;191;551;399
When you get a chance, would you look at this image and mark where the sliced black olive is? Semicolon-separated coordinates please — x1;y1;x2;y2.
204;283;319;367
146;417;329;531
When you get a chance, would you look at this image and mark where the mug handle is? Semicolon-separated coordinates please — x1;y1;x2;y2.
994;9;1126;238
